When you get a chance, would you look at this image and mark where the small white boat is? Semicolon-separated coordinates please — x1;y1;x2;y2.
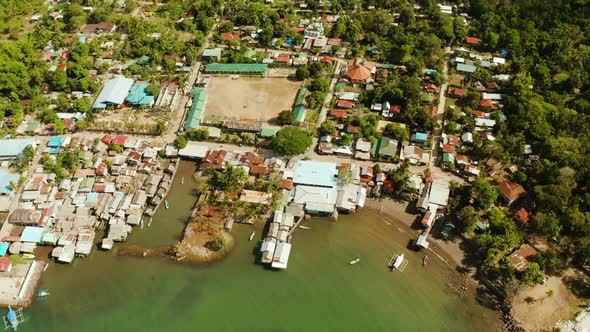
147;218;153;227
390;254;405;270
349;258;360;265
140;220;144;229
298;225;311;230
165;200;169;209
249;231;255;241
181;177;184;184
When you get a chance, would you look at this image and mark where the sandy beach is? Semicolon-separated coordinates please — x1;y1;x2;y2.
364;198;467;269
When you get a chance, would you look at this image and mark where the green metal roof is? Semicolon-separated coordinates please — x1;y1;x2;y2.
378;138;398;157
293;105;306;123
185;89;208;130
203;48;222;57
25;120;40;132
294;86;307;106
457;63;476;73
260;126;280;138
443;152;455;163
204;63;268;73
184;110;202;130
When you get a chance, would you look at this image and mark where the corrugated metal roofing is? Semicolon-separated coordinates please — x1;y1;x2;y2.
126;83;154;106
203;48;222;57
0;139;36;158
293;160;338;188
456;63;477;73
185;89;208;130
93;77;134;108
293;105;306;122
204;63;267;73
21;226;45;243
48;136;63;148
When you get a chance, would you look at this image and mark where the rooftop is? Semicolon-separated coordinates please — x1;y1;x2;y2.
204;63;268;73
93;77;134;108
0;138;36;158
293;160;338;188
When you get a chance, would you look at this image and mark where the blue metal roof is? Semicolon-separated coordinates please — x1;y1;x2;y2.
126;83;155;106
21;226;45;243
0;139;35;159
293;160;338;188
93;77;134;109
0;170;19;195
48;136;62;148
415;132;428;141
0;243;8;256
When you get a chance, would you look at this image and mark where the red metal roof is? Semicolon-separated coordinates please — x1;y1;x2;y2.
336;100;355;109
276;54;290;63
290;27;305;33
471;110;486;117
330;109;347;118
442;144;456;153
0;257;11;272
101;135;113;144
466;36;482;45
480;99;494;107
515;208;531;223
111;135;127;146
282;179;293;190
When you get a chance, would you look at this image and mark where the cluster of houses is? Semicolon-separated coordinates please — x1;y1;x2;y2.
260;209;295;269
0;134;175;263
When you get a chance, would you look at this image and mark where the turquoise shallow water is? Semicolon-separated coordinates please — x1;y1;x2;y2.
20;161;500;332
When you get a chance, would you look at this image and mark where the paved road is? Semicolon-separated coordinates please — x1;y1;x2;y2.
428;49;451;170
316;59;345;128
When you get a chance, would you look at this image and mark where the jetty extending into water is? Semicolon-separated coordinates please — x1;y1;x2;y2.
260;209;305;270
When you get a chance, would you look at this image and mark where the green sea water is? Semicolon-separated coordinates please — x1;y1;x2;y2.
20;161;501;332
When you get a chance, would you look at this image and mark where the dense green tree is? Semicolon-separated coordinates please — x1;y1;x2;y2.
383;123;409;141
214;164;247;192
319;120;337;136
473;179;499;209
295;67;310;81
276;110;294;125
174;137;187;149
270;126;312;156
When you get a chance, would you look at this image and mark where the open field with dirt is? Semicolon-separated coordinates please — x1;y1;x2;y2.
204;76;302;122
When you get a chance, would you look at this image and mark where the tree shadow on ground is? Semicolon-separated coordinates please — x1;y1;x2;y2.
563;271;590;299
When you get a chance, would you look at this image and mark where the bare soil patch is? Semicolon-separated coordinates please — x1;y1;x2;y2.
512;271;580;331
204;76;301;122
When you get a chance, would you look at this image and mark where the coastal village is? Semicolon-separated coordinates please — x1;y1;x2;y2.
0;0;588;331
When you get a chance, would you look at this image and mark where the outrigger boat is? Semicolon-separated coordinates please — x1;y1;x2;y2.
389;254;405;271
4;306;23;331
181;177;184;185
349;258;360;265
423;255;429;266
147;218;153;227
249;231;256;241
140;220;144;229
164;200;169;209
298;225;311;230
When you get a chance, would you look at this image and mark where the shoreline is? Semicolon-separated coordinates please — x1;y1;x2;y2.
363;198;466;269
